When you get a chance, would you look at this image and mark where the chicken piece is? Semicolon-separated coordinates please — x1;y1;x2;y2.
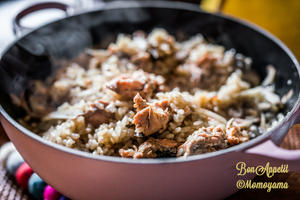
225;118;250;145
189;53;217;87
175;53;217;90
153;56;179;76
119;138;177;158
226;126;249;145
106;71;165;100
181;49;232;90
83;101;112;127
148;28;176;58
131;52;152;72
119;148;136;158
177;127;227;157
133;95;170;136
133;93;148;111
106;75;144;99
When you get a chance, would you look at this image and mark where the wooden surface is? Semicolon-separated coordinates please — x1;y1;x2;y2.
0;124;299;200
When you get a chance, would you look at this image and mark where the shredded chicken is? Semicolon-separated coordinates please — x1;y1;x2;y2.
225;118;249;145
183;45;234;90
177;121;249;157
119;138;177;158
83;102;112;127
177;126;227;156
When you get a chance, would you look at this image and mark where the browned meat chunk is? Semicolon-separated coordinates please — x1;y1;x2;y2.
83;101;112;127
226;126;249;145
177;52;230;91
119;138;177;158
106;71;165;100
133;95;170;136
177;127;227;156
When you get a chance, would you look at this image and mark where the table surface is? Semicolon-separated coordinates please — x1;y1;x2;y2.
0;123;299;199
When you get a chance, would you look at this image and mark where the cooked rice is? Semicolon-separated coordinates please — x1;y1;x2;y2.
17;28;287;158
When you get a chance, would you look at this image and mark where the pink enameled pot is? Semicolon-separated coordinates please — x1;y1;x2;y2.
0;1;300;199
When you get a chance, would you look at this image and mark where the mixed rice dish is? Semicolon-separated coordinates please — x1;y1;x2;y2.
16;29;291;158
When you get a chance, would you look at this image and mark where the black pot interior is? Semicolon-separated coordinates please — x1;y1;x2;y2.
0;2;299;126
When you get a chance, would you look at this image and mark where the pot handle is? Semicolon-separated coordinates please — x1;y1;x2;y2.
245;106;300;171
245;139;300;171
13;2;73;36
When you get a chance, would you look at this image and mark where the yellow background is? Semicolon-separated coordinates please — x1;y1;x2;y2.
202;0;300;59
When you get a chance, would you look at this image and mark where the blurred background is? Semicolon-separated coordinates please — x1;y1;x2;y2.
221;0;300;60
0;0;300;59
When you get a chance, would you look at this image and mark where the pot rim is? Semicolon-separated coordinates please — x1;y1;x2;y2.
0;0;299;164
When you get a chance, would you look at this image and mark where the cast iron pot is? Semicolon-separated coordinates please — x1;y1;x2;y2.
0;1;300;199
